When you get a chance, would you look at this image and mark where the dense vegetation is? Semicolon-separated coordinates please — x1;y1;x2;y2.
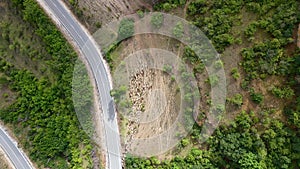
1;0;299;168
125;0;300;168
126;111;299;168
0;0;92;168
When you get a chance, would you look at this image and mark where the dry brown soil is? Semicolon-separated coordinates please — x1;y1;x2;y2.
63;0;154;32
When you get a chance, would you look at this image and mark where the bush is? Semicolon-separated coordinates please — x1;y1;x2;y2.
271;86;295;99
163;64;172;73
2;93;9;98
214;60;224;69
110;85;127;103
206;75;219;87
227;94;243;107
241;40;285;79
151;13;164;29
162;3;173;12
241;79;250;90
180;138;190;147
250;88;263;104
172;21;184;38
244;22;258;38
136;10;144;18
118;18;135;40
231;67;240;80
187;0;207;15
0;76;8;85
95;21;102;28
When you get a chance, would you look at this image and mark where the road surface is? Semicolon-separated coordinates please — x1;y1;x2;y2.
0;127;33;169
39;0;122;169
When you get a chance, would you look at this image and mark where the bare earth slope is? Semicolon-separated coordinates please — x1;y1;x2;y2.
63;0;155;32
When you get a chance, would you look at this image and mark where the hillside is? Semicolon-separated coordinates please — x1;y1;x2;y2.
0;0;93;168
0;0;299;168
66;0;300;168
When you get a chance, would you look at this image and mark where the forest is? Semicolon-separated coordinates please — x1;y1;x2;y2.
0;0;93;168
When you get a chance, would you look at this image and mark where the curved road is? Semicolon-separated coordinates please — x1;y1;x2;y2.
39;0;122;169
0;127;33;169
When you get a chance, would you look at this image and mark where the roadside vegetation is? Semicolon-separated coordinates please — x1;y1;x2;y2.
0;0;93;168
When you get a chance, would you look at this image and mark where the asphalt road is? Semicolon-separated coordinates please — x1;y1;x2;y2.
0;128;33;169
41;0;122;169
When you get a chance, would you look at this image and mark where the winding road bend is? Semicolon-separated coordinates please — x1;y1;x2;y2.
0;127;34;169
38;0;122;168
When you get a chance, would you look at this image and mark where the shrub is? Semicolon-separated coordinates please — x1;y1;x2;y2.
181;138;190;147
231;67;240;80
151;13;164;29
271;86;294;99
227;94;243;107
118;18;134;40
250;88;263;104
2;93;8;98
214;60;224;69
0;77;8;85
206;75;219;87
136;10;144;18
172;21;184;38
244;22;258;38
163;64;172;73
95;21;102;28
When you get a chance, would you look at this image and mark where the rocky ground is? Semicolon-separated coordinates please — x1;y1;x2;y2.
124;67;179;153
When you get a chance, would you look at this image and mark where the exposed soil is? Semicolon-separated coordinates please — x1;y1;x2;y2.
111;34;182;153
124;68;180;152
63;0;155;33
